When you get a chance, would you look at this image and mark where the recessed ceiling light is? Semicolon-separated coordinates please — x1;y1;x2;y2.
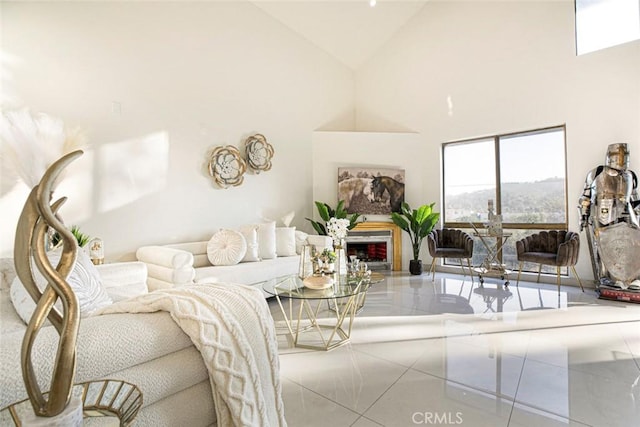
370;0;377;7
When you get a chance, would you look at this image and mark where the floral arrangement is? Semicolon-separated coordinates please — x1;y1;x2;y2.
326;217;350;243
305;200;361;236
311;248;337;274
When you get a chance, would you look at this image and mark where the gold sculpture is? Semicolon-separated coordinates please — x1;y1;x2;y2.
14;150;83;417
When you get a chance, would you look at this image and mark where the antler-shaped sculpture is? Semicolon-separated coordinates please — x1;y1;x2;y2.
13;150;83;417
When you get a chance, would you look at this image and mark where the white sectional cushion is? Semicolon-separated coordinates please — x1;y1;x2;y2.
164;241;210;268
194;256;300;296
276;227;297;257
1;288;25;334
96;261;149;302
146;264;195;285
207;229;247;266
257;221;277;260
193;254;211;268
146;277;175;292
137;238;303;298
136;246;193;269
10;281;33;325
238;225;260;262
194;276;220;285
10;248;113;325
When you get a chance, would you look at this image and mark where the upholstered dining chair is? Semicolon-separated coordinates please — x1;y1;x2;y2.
427;228;475;282
515;230;584;294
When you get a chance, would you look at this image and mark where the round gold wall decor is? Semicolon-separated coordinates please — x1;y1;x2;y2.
207;145;247;188
244;134;274;173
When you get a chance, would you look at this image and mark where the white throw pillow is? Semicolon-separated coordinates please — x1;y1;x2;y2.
257;221;277;259
207;229;247;266
10;248;113;325
276;227;297;257
238;225;260;262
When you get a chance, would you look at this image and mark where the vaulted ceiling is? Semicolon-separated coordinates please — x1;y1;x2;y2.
251;1;429;69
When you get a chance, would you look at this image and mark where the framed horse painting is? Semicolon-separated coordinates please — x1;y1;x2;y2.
337;167;405;215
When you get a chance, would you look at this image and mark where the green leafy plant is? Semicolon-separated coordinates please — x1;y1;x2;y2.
320;248;337;263
305;200;361;235
71;226;91;247
390;202;440;261
50;225;92;248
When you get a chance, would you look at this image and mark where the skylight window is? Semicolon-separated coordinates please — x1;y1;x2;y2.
575;0;640;55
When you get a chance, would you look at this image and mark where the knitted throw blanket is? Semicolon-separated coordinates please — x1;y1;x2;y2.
98;283;287;427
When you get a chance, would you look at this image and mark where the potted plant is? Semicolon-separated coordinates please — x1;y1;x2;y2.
49;225;91;249
320;248;337;272
390;202;440;275
305;200;361;236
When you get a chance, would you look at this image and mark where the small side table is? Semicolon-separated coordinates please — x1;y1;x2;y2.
472;227;512;286
0;380;143;426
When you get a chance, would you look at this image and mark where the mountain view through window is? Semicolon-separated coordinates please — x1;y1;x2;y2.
442;126;568;271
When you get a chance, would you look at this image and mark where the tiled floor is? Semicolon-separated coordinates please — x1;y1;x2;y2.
268;272;640;427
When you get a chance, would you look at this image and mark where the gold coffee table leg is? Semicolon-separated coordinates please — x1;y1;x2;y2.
276;294;358;351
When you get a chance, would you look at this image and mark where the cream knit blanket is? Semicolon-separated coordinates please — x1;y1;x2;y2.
98;283;287;427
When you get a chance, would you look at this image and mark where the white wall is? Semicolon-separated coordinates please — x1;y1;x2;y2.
3;0;638;279
355;0;640;281
0;1;355;260
311;131;428;269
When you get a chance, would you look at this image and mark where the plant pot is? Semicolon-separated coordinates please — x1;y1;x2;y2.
409;259;423;275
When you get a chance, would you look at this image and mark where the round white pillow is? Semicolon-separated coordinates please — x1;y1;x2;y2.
207;229;247;266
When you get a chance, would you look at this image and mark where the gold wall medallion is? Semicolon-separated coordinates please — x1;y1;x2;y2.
207;145;247;188
244;134;274;173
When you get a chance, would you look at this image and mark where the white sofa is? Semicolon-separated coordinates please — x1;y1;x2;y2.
136;235;332;297
1;230;333;424
0;260;215;426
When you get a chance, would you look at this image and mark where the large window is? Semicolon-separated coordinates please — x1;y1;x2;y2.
442;126;568;272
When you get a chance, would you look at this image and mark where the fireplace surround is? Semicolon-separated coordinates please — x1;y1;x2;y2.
345;222;402;271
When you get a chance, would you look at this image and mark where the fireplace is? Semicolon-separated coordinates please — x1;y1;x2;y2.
345;222;402;271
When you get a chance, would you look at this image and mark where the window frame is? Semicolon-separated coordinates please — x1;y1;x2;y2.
442;124;569;232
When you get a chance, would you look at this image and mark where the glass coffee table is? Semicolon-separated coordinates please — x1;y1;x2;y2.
263;273;384;351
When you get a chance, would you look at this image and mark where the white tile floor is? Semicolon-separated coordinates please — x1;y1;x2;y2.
268;272;640;427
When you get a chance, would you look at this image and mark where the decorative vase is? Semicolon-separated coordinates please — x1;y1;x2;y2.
298;245;314;278
334;239;347;276
409;259;423;275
